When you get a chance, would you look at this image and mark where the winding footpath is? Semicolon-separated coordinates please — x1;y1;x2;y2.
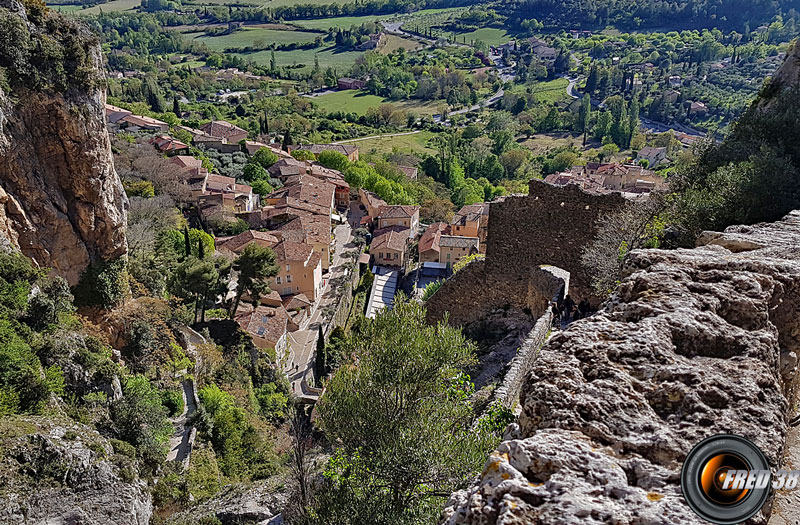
166;327;206;467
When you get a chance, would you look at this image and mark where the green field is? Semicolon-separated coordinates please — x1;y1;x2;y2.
456;27;515;47
186;27;320;51
511;78;570;104
72;0;140;14
343;130;437;156
310;89;442;116
379;34;421;54
233;46;362;73
50;3;87;12
187;0;348;5
292;14;393;30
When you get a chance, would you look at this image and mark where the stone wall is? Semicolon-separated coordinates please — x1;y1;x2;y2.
487;308;553;410
323;265;360;340
426;180;625;326
486;179;627;302
443;211;800;525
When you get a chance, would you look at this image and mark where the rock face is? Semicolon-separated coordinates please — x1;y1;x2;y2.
0;0;127;284
0;417;152;525
443;211;800;525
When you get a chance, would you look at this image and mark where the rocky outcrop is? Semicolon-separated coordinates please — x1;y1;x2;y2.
443;211;800;524
0;416;152;525
169;481;287;524
758;39;800;110
0;0;127;284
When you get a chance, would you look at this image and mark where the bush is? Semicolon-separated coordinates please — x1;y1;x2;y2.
110;375;172;470
421;280;443;301
160;388;184;417
124;180;155;198
73;257;128;309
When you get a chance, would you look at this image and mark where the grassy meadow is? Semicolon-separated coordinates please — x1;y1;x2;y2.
310;89;442;116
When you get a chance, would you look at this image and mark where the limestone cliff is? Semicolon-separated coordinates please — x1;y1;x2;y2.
0;416;152;525
442;211;800;524
0;0;127;284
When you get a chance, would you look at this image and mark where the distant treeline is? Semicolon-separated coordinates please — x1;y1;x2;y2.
500;0;800;31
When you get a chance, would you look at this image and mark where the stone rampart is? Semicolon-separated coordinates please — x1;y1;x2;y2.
443;211;800;525
426;180;626;326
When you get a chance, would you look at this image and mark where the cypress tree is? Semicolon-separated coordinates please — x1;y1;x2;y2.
184;226;191;258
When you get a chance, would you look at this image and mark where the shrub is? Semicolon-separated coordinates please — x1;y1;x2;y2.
421;279;443;301
124;180;155;198
73;257;128;309
160;388;184;417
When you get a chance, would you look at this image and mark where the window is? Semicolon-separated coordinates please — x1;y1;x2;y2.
283;287;292;295
287;274;293;283
394;252;398;259
276;276;282;284
447;253;451;260
286;264;291;272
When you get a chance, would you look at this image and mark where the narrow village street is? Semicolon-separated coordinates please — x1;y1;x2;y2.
283;202;357;397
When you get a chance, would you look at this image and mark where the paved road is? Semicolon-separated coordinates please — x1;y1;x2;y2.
285;329;318;397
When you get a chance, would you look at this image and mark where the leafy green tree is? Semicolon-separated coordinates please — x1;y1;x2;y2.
251;179;274;196
252;147;279;169
317;150;350;172
162;228;215;260
579;94;591;146
111;375;173;470
243;162;269;183
314;299;496;524
230;244;279;317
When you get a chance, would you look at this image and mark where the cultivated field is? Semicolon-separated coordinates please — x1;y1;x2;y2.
379;34;422;54
455;27;515;47
511;78;571;104
310;89;441;116
233;46;362;73
70;0;140;14
345;130;438;156
185;27;320;51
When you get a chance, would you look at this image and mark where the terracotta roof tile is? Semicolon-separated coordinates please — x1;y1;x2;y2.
378;205;419;219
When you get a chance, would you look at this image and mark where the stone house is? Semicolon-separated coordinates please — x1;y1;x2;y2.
439;235;480;268
451;203;489;251
370;229;409;268
234;302;295;353
218;230;324;302
359;188;388;223
637;146;668;167
288;143;359;162
419;222;449;263
338;77;367;90
119;114;169;132
376;205;420;238
199;120;249;144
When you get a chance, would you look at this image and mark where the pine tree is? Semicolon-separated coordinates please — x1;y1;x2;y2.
172;97;180;117
270;49;276;71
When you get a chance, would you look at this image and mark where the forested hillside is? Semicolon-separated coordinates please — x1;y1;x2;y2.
502;0;800;31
